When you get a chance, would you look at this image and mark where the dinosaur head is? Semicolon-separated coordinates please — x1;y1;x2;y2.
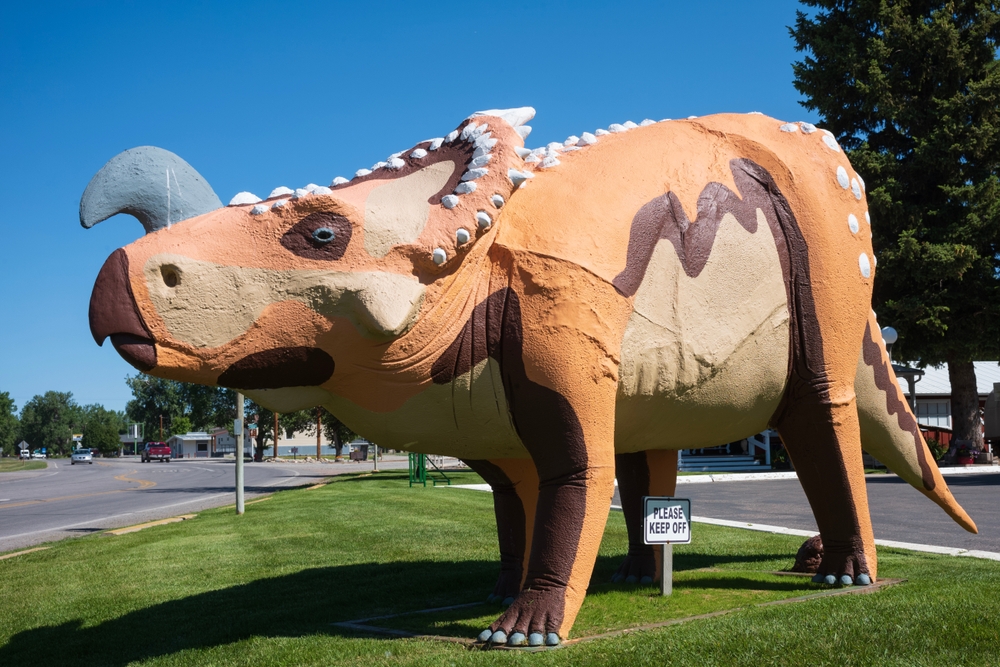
83;108;534;410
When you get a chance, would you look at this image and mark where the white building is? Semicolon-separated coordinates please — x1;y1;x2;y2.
166;432;213;459
901;361;1000;429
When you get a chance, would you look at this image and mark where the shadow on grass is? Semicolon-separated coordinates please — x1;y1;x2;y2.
0;550;798;666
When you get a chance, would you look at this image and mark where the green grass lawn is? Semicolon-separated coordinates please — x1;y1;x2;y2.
0;458;46;472
1;470;997;666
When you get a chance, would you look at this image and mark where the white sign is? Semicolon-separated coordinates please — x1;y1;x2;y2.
643;497;691;545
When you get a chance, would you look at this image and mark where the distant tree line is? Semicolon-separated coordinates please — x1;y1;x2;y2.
1;378;357;459
0;390;125;457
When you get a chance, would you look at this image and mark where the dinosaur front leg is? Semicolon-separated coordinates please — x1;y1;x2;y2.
462;458;539;604
613;449;678;583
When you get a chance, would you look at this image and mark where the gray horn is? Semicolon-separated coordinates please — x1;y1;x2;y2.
80;146;222;234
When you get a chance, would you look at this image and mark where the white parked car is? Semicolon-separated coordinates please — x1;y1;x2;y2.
71;449;93;465
31;451;47;459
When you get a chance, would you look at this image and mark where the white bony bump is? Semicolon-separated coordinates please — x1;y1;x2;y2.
331;177;349;186
460;123;479;142
355;168;372;178
469;107;535;127
515;126;532;140
609;123;627;133
857;174;866;191
428;138;444;151
388;151;404;159
432;248;447;265
800;122;817;134
455;181;477;195
387;157;406;170
640;119;656;126
456;228;471;244
848;213;859;234
851;178;862;200
687;115;698;119
305;183;321;193
865;211;871;224
508;169;534;187
623;120;638;129
462;168;488;181
292;188;310;199
836;166;850;189
859;253;871;278
372;161;387;171
491;194;505;209
578;132;598;145
229;192;261;206
410;148;428;159
822;134;841;151
873;254;877;267
441;194;459;209
594;128;610;136
779;123;799;133
525;154;541;163
546;141;563;152
476;211;492;229
312;186;333;195
250;204;268;215
562;146;580;152
564;135;580;146
540;156;560;168
514;146;532;158
445;130;460;143
475;135;498;151
470;154;492;168
271;199;287;209
269;186;294;197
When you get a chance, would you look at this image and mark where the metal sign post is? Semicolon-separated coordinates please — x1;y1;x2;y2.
235;393;244;515
643;497;691;596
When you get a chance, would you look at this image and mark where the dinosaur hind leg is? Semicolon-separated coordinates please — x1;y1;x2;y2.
613;449;678;584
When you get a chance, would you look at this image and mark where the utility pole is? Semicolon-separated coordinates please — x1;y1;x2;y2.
273;411;279;459
235;393;244;515
316;407;322;460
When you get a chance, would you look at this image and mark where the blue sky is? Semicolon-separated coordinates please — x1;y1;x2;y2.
0;0;818;414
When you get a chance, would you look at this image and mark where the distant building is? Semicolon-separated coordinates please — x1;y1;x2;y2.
166;432;213;458
901;361;1000;430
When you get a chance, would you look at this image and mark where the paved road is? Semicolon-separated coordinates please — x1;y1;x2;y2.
0;457;410;553
614;472;1000;552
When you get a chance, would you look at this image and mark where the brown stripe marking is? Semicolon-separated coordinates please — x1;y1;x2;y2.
463;459;527;600
861;320;936;490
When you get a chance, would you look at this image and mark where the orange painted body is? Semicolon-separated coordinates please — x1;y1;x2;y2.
86;110;975;643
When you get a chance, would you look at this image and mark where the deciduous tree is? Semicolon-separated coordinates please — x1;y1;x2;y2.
0;392;18;457
791;0;1000;450
19;392;83;456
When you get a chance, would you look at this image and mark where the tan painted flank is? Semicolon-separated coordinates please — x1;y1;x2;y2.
322;358;524;459
363;161;457;257
614;209;789;451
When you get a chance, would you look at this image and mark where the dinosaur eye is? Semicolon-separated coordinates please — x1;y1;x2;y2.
282;212;352;260
312;227;336;243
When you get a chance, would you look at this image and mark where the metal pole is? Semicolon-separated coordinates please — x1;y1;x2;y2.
274;411;279;459
373;443;378;472
661;544;673;596
235;393;244;515
316;407;322;460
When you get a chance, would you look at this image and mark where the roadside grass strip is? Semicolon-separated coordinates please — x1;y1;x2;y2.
0;470;998;666
0;546;50;561
105;515;197;536
0;459;47;473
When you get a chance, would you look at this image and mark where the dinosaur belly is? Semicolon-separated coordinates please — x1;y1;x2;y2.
615;208;790;452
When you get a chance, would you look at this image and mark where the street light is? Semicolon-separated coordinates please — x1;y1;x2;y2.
882;326;923;411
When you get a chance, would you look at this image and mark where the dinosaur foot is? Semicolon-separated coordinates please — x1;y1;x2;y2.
476;588;564;647
610;546;655;584
485;567;521;606
808;537;873;586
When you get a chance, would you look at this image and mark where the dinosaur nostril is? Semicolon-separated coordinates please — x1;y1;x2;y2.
161;266;180;288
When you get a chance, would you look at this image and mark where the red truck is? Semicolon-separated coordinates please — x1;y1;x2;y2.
141;442;171;463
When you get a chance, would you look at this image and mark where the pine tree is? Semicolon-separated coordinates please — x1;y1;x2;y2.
791;1;1000;450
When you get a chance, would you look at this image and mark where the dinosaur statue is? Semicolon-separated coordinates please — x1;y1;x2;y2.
81;107;977;648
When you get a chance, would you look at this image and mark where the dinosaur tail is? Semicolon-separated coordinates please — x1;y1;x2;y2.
855;311;977;533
